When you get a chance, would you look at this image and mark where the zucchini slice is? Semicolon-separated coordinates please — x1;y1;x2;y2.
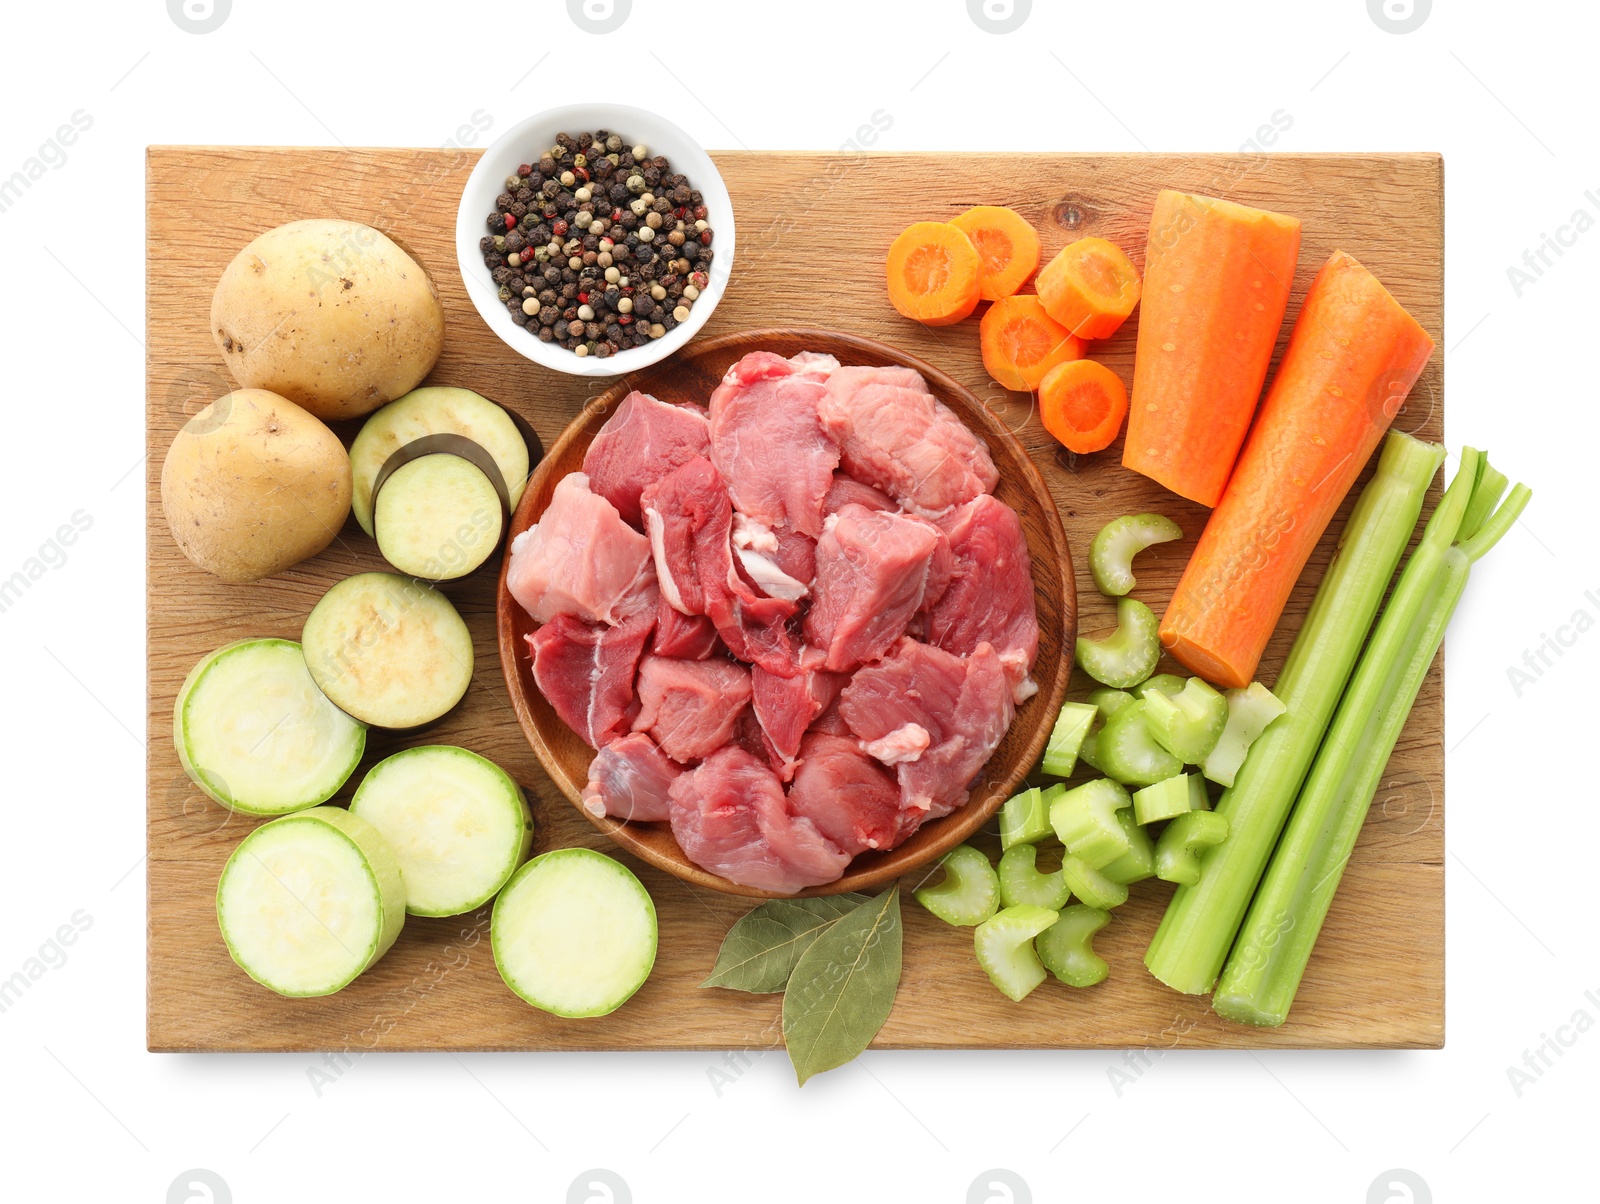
374;454;505;581
492;848;658;1018
302;572;473;729
175;638;365;816
216;806;405;997
349;745;533;917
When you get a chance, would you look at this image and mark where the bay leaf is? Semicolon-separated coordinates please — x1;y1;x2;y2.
782;887;903;1085
701;894;869;993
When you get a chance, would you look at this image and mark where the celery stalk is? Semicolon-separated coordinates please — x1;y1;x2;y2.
1144;432;1449;995
1214;467;1529;1025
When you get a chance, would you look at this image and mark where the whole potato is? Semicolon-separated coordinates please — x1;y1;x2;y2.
161;389;352;582
211;220;444;421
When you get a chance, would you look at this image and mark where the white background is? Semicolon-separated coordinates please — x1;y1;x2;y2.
0;0;1593;1201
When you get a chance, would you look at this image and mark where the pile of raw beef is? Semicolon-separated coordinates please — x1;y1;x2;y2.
509;350;1040;893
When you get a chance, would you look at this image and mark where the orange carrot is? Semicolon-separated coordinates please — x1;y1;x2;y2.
1038;359;1129;454
950;206;1041;301
1123;191;1302;507
1160;251;1437;688
979;295;1084;391
1036;237;1142;339
885;221;982;326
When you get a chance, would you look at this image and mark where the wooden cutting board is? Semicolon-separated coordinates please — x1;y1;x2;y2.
146;147;1444;1051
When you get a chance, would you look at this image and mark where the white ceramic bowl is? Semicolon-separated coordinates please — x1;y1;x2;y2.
455;104;735;378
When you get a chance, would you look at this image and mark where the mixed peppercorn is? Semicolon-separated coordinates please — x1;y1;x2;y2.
480;129;715;359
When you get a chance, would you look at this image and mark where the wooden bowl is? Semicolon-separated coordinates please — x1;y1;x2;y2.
496;328;1075;897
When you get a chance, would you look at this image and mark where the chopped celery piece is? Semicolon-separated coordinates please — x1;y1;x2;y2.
1087;688;1136;721
1077;730;1105;773
974;905;1059;1001
998;844;1070;910
1076;598;1161;689
1097;700;1184;787
913;844;999;926
1036;905;1112;987
1102;807;1155;885
1133;773;1195;825
1187;773;1212;812
1048;778;1133;869
1155;810;1230;887
1146;433;1446;995
1136;673;1187;699
1201;683;1288;789
1089;513;1183;596
998;787;1051;851
1142;677;1228;764
1061;853;1129;910
1041;701;1097;777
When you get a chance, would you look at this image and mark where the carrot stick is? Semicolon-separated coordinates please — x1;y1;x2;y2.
885;221;982;326
1123;191;1302;507
1159;250;1437;688
1038;359;1128;455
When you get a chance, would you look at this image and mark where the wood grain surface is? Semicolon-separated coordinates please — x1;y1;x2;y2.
147;147;1445;1051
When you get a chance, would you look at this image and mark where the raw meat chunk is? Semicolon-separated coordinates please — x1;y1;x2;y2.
927;494;1040;701
709;351;840;536
823;471;897;517
582;390;711;526
804;504;945;671
840;638;1015;821
581;732;681;822
668;746;850;893
818;366;999;517
751;665;848;761
642;456;820;676
787;732;910;857
527;601;656;749
641;456;724;615
509;472;654;625
632;654;753;763
651;592;720;659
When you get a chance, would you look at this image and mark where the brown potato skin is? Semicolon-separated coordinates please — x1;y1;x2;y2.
161;389;352;582
210;219;445;421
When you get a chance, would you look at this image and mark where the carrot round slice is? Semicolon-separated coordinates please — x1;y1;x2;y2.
949;206;1041;301
979;296;1085;392
1038;359;1129;455
1037;237;1143;340
885;222;982;326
